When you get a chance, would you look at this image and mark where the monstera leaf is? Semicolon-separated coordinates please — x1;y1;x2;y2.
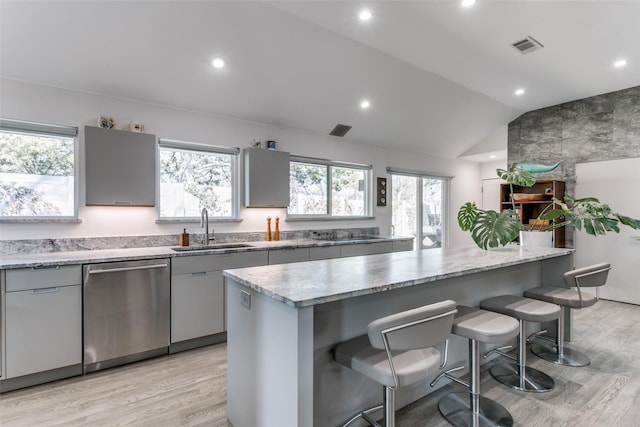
497;163;537;188
457;202;479;232
466;209;521;250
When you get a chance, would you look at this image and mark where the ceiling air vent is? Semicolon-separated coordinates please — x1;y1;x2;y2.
511;36;544;54
329;124;352;137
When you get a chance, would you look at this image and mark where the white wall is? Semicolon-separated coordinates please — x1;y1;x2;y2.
0;79;481;248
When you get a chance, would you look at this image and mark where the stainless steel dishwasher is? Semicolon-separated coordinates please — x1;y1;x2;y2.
83;259;170;373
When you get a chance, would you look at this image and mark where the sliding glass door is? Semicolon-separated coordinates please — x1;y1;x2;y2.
391;174;447;250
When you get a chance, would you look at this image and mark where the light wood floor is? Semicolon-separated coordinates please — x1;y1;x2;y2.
1;299;639;426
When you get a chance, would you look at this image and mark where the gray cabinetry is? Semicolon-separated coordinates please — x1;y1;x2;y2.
340;241;393;257
243;148;290;207
309;245;341;260
2;266;82;381
268;247;310;265
171;251;268;349
392;240;414;252
85;125;156;206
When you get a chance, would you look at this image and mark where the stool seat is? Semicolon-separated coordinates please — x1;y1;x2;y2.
524;286;596;309
480;295;560;322
334;335;442;388
434;306;519;427
453;305;520;343
480;295;560;393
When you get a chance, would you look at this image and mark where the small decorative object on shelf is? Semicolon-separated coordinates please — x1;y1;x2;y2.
97;116;115;129
267;140;277;150
251;139;262;148
274;217;280;241
129;122;144;133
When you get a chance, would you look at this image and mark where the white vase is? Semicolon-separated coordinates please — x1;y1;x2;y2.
519;230;553;248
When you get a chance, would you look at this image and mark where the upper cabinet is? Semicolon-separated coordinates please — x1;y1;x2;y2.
243;148;290;207
85;126;156;206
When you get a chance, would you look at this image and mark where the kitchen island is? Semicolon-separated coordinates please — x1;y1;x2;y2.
223;245;573;427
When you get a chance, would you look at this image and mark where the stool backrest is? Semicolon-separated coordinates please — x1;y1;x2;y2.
563;262;611;288
368;300;457;351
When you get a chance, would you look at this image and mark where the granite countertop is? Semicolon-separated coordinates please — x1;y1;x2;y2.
223;246;574;308
0;236;412;270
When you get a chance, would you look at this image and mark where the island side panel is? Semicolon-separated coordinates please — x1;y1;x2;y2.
312;255;572;426
226;279;314;427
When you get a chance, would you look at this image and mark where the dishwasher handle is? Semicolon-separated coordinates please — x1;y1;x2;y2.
88;263;168;275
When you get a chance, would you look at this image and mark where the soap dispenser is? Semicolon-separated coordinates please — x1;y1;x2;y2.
179;228;189;246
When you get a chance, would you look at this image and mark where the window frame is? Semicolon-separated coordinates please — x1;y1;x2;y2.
288;155;373;220
157;138;240;222
0;118;79;222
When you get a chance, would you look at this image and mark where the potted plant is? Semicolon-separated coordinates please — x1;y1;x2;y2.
458;162;640;250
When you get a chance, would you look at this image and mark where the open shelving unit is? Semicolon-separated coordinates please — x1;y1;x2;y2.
500;179;566;248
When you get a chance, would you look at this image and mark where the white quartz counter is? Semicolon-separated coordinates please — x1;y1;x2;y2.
223;245;574;308
0;237;412;269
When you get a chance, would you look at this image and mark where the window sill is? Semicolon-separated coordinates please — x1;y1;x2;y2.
0;217;83;223
285;216;375;222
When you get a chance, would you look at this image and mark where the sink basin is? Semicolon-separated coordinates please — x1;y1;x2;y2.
172;243;253;252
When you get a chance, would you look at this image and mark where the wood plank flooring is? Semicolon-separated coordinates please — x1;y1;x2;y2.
1;299;639;426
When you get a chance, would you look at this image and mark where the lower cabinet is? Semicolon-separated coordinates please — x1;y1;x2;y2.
2;266;82;380
392;240;414;252
309;245;341;260
170;251;268;344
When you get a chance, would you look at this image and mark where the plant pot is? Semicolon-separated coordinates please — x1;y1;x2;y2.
519;230;553;248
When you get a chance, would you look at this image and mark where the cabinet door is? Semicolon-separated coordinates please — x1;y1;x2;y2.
171;271;225;343
340;242;393;257
268;247;310;265
243;148;290;207
5;285;82;378
85;125;156;206
392;240;414;252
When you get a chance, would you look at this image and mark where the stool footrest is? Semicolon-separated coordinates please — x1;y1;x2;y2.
526;329;552;343
341;404;383;427
430;365;465;388
483;345;516;362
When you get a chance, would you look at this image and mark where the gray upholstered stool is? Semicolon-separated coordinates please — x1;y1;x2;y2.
333;300;457;427
524;262;611;367
480;295;560;393
431;306;519;427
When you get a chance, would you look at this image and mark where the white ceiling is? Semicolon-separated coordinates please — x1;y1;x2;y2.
1;1;638;161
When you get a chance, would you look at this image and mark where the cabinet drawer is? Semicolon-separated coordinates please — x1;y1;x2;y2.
340;242;393;257
309;246;341;260
6;265;82;292
268;247;310;265
172;250;268;274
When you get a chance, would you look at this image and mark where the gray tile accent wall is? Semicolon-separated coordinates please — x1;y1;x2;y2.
508;85;640;247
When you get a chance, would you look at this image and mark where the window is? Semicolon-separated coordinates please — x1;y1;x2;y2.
288;156;371;217
389;168;451;249
0;119;78;220
158;139;239;219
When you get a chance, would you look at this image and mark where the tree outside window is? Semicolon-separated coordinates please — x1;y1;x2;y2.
0;129;76;218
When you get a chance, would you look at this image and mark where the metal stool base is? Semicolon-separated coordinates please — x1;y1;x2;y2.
530;342;591;367
489;363;554;393
439;392;513;427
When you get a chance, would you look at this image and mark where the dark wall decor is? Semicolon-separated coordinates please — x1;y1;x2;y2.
508;85;640;247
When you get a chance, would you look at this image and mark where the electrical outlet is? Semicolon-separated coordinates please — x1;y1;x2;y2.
241;290;251;309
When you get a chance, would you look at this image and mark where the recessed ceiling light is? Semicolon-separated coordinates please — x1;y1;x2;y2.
461;0;476;7
614;59;628;68
360;100;371;109
515;88;525;96
359;9;372;21
212;57;225;69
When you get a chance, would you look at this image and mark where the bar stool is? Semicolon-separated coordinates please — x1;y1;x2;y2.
524;262;611;367
333;300;457;427
431;306;519;427
480;295;560;393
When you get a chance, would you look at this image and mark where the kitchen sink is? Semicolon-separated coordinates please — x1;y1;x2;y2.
172;243;253;252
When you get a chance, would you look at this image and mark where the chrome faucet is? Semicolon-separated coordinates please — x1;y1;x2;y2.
201;208;215;245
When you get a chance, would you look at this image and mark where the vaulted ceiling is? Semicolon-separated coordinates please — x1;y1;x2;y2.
1;1;638;160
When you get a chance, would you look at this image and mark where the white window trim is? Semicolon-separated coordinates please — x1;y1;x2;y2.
157;138;240;222
0;118;79;222
288;155;373;219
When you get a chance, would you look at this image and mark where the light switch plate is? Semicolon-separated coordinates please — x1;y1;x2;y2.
241;290;251;309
